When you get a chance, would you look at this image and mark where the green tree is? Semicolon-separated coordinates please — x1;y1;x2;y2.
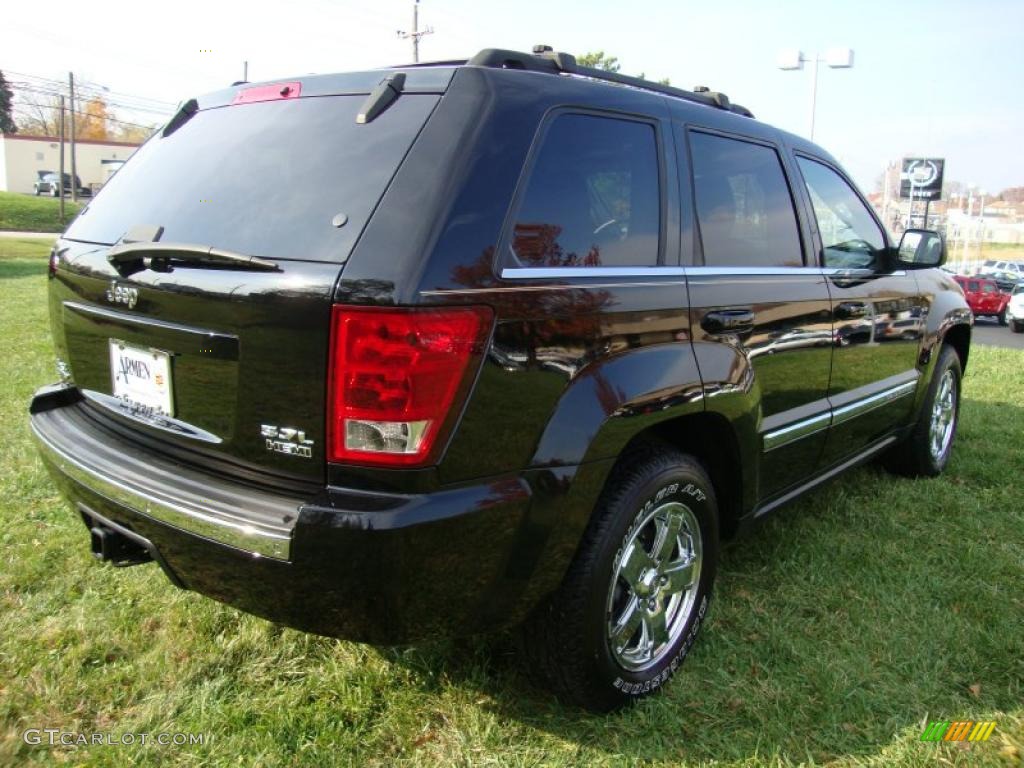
577;51;620;72
0;70;17;134
577;52;670;85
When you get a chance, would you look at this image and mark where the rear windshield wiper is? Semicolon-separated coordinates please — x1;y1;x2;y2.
107;241;279;275
356;73;405;124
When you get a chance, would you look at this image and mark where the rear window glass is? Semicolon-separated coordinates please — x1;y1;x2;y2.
65;94;439;261
690;132;803;268
508;113;661;268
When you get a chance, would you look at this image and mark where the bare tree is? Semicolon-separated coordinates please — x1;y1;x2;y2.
15;91;62;137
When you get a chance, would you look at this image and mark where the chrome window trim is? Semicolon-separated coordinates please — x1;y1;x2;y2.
499;266;907;280
688;266;830;276
30;421;293;560
763;379;918;453
501;266;687;279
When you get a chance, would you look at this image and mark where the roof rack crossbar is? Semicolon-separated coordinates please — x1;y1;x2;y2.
466;46;754;118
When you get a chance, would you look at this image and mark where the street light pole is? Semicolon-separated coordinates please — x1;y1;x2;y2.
778;48;854;141
808;54;820;140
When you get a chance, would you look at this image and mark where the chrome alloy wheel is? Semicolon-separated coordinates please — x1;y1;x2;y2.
929;369;957;462
606;501;702;672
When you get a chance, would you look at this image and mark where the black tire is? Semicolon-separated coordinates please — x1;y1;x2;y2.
520;445;718;712
884;345;962;477
1011;319;1024;334
998;308;1008;326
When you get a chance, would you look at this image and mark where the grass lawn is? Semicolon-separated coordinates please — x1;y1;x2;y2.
955;243;1024;264
1;238;1021;767
0;191;82;233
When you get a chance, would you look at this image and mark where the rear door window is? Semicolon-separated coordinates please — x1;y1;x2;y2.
689;131;803;268
64;94;440;262
506;112;661;269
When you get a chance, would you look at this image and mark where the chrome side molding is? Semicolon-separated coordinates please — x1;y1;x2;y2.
831;380;918;426
763;379;918;453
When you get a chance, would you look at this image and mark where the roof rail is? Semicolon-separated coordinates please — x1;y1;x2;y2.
466;45;754;118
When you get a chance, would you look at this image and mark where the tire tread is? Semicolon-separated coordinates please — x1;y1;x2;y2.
520;443;713;711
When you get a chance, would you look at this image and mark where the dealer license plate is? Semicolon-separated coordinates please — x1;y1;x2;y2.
109;340;174;417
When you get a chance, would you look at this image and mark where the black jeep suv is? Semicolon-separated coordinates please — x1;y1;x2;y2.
30;47;971;711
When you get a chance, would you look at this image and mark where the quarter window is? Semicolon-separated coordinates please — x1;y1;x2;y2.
509;113;660;268
689;132;803;268
796;157;885;269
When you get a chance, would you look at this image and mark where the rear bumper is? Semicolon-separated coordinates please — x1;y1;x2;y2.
31;386;295;559
30;385;548;643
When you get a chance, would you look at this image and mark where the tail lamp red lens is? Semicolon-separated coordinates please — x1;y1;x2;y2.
328;305;493;467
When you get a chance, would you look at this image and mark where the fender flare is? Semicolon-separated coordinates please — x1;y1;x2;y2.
530;343;706;468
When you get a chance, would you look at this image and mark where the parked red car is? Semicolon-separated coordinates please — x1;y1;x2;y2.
953;276;1010;324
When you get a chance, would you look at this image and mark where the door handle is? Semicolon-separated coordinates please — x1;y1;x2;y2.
702;309;755;335
835;302;869;320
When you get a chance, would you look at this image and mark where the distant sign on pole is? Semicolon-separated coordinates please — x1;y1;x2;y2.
900;158;944;200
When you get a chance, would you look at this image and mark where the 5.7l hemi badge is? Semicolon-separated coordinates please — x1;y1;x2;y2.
261;425;314;458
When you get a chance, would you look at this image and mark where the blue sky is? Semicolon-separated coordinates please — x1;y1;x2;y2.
6;0;1023;193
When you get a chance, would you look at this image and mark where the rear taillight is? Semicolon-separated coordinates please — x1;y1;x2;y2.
327;305;493;467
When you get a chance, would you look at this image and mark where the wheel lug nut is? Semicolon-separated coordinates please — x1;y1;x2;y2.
648;599;657;610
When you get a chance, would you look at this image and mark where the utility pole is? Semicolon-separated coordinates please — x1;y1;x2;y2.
397;0;433;63
69;72;77;203
58;96;66;222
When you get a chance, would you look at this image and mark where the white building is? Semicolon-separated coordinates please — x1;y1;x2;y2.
0;133;142;194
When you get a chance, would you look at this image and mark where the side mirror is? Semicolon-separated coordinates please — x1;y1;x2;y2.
895;229;946;269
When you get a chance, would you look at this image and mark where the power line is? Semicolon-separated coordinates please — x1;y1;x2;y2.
4;68;177;108
5;70;175;115
11;107;156;132
10;83;171;119
10;82;172;117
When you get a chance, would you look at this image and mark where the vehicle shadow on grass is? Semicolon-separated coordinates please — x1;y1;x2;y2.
380;397;1023;764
